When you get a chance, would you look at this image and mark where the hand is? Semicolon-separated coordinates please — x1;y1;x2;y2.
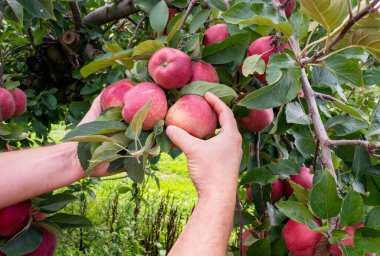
166;92;242;200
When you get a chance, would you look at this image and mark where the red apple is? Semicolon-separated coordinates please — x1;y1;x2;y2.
284;166;314;197
10;88;27;117
122;82;167;131
25;227;57;256
189;60;219;83
246;179;284;203
0;200;32;237
169;8;179;20
238;108;274;132
282;219;323;256
246;185;254;202
100;79;134;110
203;24;229;46
242;228;254;256
0;88;16;121
165;95;217;139
279;0;296;18
148;48;192;89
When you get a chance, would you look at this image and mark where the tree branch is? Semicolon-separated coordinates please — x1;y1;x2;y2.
69;1;82;30
127;14;146;49
330;140;377;150
301;0;380;65
178;0;198;30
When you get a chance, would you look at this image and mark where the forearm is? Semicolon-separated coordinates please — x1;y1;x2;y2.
169;191;236;256
0;142;85;208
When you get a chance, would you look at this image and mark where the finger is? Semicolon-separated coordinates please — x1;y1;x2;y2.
166;125;201;154
79;95;102;125
204;92;237;131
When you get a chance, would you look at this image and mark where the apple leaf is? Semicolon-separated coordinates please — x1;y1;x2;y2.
45;213;93;228
17;0;55;20
125;101;152;140
354;227;380;254
132;40;165;60
242;55;265;77
365;206;380;231
340;189;364;227
149;0;169;34
285;102;312;125
348;29;380;62
276;201;319;229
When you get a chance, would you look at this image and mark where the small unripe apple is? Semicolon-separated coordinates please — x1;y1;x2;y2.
148;48;192;89
203;24;229;46
165;95;217;139
284;166;314;197
0;200;32;237
282;219;323;256
190;60;219;83
279;0;296;18
25;227;57;256
10;88;27;117
122;82;168;131
246;178;284;203
238;108;274;132
100;79;134;110
0;88;16;121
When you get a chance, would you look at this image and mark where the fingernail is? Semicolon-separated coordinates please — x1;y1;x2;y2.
166;125;174;135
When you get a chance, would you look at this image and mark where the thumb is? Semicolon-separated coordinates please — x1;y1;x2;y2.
166;125;200;154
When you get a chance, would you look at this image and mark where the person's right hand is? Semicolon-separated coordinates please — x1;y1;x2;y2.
166;92;242;200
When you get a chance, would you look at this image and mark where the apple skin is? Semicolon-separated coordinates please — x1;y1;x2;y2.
284;166;314;198
279;0;296;18
122;82;168;131
25;227;57;256
238;108;274;133
246;36;290;84
203;24;229;46
148;48;192;89
165;95;217;139
189;60;219;83
0;200;32;237
282;219;323;256
100;79;134;110
10;88;27;117
242;228;254;256
246;179;284;203
0;88;16;121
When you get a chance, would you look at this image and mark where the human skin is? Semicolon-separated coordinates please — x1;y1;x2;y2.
0;96;110;209
167;92;242;256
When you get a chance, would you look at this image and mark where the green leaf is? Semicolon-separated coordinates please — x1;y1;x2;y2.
242;54;266;77
340;189;364;227
63;121;127;142
332;101;369;125
202;33;251;65
267;203;286;227
323;56;363;87
125;101;152;140
348;29;380;62
241;167;277;185
266;158;299;179
352;146;370;179
167;12;185;42
290;181;310;204
0;225;43;256
276;201;318;228
354;227;380;254
3;0;23;24
246;238;270;256
366;206;380;231
96;107;123;122
17;0;55;20
222;2;292;36
41;94;57;110
149;0;169;34
285;102;312;125
290;11;309;40
367;103;380;140
207;0;227;11
297;0;348;32
179;81;238;104
38;194;78;212
135;0;160;13
238;71;300;110
309;171;342;219
325;115;368;137
189;9;211;34
132;40;165;60
45;213;93;228
363;66;380;86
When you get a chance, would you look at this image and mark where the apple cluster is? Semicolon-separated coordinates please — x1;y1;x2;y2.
0;201;57;256
101;47;221;139
0;87;27;122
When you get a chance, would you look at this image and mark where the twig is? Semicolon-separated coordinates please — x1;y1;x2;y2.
236;192;244;256
69;1;82;30
178;0;198;30
127;14;146;49
314;92;340;102
301;0;380;65
329;140;377;150
313;140;320;172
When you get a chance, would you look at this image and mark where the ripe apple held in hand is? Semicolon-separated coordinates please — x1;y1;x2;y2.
238;108;274;132
25;227;57;256
282;219;323;256
122;82;167;131
165;95;217;139
0;88;16;121
10;88;27;117
203;24;229;46
148;48;192;89
0;200;32;237
279;0;296;18
100;79;134;110
284;166;314;197
190;60;219;83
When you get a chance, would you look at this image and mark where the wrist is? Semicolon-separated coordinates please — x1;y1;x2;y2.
64;142;87;179
197;185;237;205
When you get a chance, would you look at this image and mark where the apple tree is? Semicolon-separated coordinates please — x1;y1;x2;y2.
0;0;380;255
